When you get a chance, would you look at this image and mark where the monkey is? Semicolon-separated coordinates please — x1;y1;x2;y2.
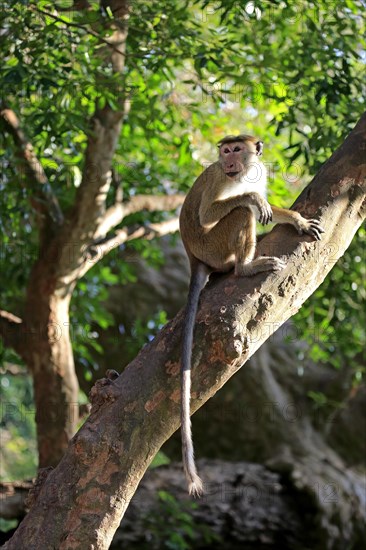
179;134;324;497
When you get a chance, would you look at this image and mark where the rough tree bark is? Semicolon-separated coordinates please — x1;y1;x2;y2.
0;0;184;468
4;115;365;549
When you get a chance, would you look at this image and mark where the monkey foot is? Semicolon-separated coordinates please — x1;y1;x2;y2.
235;256;287;276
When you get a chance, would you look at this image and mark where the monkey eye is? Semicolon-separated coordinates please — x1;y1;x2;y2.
223;148;230;154
233;146;241;152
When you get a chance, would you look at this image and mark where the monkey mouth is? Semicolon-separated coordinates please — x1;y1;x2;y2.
226;171;240;178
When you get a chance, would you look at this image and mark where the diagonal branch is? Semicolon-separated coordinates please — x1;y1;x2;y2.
0;109;64;226
79;217;180;279
122;194;185;217
95;194;185;237
55;214;179;291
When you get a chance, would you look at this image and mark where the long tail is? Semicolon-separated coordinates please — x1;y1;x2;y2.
181;262;209;497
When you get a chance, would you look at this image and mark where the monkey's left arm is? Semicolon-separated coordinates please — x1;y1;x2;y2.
271;205;324;240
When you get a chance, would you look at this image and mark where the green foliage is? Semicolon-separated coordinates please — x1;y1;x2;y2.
294;227;365;381
70;262;118;375
0;368;37;480
140;491;220;549
150;450;171;468
126;310;169;359
0;518;18;534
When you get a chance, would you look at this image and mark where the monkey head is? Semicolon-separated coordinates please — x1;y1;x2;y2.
217;134;263;179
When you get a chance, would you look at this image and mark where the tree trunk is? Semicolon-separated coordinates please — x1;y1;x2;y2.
4;115;366;549
24;286;79;467
0;0;130;469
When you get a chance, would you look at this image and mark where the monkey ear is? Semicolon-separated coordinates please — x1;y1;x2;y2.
255;141;264;156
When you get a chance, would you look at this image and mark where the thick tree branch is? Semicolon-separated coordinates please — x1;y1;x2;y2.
97;216;180;250
122;194;185;217
94;203;125;238
0;109;64;226
54;218;179;290
5;114;366;550
0;310;26;358
78;217;180;279
95;194;184;237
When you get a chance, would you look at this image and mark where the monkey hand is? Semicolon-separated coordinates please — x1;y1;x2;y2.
252;195;273;225
295;216;325;241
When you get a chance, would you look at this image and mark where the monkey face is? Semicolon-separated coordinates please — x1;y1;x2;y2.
219;141;256;178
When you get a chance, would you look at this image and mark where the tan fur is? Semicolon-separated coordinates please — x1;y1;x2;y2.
179;135;324;495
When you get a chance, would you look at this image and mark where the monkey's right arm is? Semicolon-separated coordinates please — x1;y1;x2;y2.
199;192;272;229
271;205;324;240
